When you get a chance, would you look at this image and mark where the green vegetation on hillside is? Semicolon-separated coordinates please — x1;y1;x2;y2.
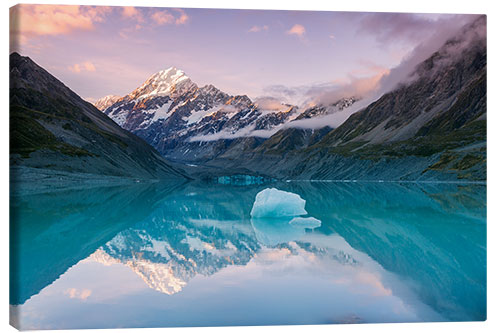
10;105;92;158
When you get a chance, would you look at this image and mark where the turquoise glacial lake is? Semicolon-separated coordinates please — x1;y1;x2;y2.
10;181;486;329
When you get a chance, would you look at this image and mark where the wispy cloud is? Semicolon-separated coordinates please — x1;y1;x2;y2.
117;8;188;40
286;24;306;38
151;10;175;25
173;8;189;25
151;8;189;25
68;61;96;73
248;25;269;33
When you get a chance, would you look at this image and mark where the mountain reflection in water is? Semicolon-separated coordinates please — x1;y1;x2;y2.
10;181;486;329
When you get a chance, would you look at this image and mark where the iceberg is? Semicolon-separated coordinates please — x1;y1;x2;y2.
250;188;307;218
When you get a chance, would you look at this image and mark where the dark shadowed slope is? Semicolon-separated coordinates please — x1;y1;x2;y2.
10;52;188;181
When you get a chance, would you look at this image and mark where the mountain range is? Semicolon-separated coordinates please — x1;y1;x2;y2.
95;16;486;181
96;67;357;163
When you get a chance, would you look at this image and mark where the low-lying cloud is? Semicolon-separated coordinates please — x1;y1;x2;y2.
253;96;291;113
189;121;283;142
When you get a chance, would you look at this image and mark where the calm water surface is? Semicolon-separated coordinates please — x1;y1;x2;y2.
10;181;486;329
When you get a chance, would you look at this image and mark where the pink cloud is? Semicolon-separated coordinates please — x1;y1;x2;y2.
10;4;110;37
286;24;306;37
9;4;111;52
151;10;175;25
121;6;143;22
248;25;269;33
174;9;189;25
151;9;189;26
68;61;96;73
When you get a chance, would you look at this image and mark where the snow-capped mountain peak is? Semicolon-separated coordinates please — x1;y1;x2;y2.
149;67;188;86
128;67;197;101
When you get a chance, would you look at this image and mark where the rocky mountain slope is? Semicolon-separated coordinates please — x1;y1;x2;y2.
10;53;187;181
203;16;486;181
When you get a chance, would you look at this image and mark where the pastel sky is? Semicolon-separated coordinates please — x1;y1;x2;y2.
9;4;476;104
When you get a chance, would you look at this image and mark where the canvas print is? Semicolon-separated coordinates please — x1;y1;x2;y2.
9;4;486;330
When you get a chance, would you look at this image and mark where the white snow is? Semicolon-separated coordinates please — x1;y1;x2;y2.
151;100;174;122
250;188;307;218
184;107;215;125
239;110;253;120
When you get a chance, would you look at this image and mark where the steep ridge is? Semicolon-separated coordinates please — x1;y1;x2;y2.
10;53;188;181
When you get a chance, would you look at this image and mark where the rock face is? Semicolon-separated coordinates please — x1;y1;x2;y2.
10;53;187;180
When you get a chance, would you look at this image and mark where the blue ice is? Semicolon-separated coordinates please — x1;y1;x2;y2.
250;188;307;218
